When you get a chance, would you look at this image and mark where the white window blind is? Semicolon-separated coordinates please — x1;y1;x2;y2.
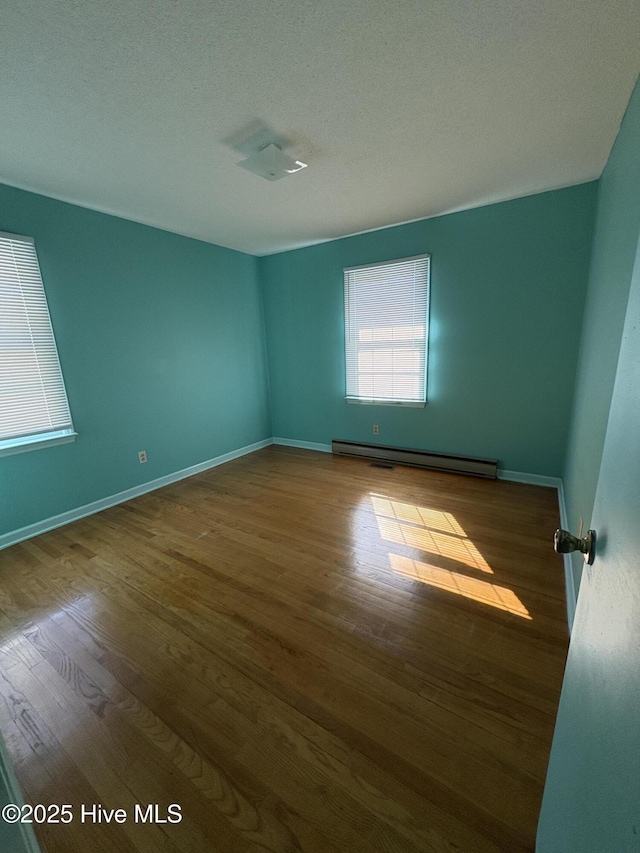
344;254;430;405
0;232;75;454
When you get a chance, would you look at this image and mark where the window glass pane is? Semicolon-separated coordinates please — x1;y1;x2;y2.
344;255;430;403
0;232;75;444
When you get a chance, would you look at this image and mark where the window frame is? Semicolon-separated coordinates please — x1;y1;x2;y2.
0;231;77;458
343;253;431;408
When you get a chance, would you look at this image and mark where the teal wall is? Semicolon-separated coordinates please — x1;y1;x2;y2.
261;184;597;477
562;76;640;595
0;183;271;536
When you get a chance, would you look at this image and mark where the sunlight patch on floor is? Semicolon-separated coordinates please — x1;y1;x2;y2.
370;495;466;536
368;493;529;619
389;554;531;619
370;495;492;573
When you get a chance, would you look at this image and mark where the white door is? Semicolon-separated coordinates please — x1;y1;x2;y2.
537;237;640;851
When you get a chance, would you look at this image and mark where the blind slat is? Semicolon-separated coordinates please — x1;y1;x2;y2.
344;254;430;403
0;232;75;442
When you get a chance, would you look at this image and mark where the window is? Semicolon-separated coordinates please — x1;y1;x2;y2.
344;254;430;406
0;232;76;457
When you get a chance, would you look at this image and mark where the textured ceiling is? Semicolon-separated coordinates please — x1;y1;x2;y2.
1;0;639;256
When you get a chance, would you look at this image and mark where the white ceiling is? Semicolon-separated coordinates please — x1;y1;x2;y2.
1;0;639;256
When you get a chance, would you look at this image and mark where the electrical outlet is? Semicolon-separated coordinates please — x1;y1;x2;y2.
373;424;379;436
138;450;147;464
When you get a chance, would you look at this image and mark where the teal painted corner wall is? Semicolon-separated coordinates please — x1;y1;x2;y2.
0;183;271;536
537;78;640;850
537;229;640;853
260;184;597;477
562;75;640;595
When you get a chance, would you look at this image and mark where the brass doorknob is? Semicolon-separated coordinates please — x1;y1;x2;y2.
553;528;596;565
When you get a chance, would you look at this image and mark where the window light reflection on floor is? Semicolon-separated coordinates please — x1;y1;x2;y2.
370;495;466;536
389;554;531;619
369;494;530;619
371;495;492;572
375;516;493;573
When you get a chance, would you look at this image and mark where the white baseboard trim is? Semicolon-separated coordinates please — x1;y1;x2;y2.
497;469;562;489
270;443;564;488
272;437;332;453
0;438;273;552
272;444;565;489
556;479;577;634
500;470;575;633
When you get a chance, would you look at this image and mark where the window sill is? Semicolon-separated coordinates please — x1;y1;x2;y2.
0;429;77;458
346;397;426;408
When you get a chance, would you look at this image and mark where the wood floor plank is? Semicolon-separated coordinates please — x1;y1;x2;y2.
0;446;568;851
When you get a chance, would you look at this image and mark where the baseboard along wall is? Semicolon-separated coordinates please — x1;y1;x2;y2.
0;438;273;552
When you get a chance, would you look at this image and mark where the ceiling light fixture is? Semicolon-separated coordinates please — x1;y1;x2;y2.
238;144;308;181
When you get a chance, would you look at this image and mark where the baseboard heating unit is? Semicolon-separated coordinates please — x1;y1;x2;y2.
331;439;497;479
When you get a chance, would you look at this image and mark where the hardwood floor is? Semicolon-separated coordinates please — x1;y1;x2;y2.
0;446;568;852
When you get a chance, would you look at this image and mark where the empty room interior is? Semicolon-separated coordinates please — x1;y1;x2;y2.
1;1;640;851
